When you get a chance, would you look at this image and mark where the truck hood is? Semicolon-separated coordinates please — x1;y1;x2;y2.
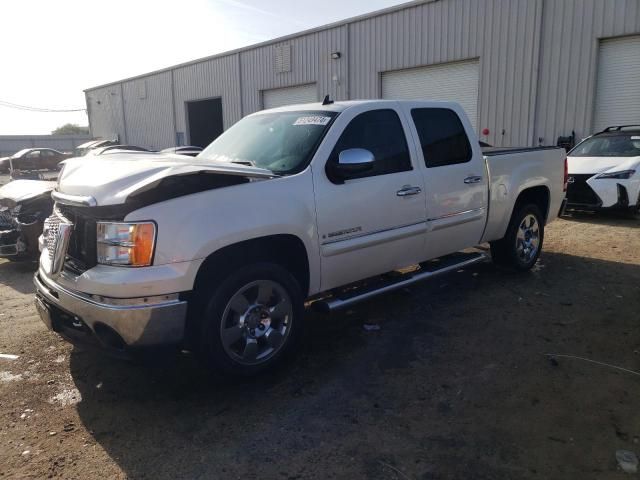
567;155;640;174
56;153;276;207
0;179;56;206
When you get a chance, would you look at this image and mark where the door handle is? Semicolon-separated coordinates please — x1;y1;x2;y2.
396;185;422;197
464;176;483;184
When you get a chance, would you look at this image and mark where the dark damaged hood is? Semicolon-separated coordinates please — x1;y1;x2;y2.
0;180;57;207
56;153;276;206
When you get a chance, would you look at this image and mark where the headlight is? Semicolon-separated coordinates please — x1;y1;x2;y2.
595;169;635;179
96;222;156;267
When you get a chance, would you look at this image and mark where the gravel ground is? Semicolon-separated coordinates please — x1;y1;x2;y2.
0;204;639;479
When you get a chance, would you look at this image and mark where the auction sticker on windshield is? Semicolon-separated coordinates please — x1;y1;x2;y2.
293;116;331;126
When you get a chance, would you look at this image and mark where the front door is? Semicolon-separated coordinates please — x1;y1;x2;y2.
402;104;488;259
312;104;427;291
21;150;40;171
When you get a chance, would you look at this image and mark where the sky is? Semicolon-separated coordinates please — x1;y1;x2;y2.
0;0;406;135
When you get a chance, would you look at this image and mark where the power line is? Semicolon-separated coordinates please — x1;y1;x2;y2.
0;99;86;113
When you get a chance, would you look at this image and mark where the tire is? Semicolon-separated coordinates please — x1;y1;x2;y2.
194;262;305;376
490;203;545;271
629;193;640;217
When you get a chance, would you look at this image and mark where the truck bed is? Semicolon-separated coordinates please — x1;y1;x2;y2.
481;146;566;244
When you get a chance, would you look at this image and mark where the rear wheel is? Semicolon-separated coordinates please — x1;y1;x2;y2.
195;262;304;376
490;204;544;271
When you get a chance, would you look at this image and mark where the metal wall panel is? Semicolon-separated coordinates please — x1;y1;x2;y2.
534;0;640;145
85;86;126;142
85;0;640;149
348;0;543;146
172;54;243;136
122;72;174;150
240;25;348;115
0;135;92;157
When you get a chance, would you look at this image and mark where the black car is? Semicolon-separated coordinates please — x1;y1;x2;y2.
0;148;70;173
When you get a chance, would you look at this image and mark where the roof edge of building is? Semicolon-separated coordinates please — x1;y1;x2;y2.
84;0;437;92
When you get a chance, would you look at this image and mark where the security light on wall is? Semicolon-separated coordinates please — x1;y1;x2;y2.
331;52;341;59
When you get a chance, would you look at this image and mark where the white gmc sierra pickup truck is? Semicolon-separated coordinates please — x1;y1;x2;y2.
34;100;567;375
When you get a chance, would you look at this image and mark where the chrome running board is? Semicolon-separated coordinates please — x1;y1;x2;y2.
314;251;487;313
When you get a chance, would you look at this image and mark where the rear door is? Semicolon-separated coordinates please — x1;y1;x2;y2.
41;150;57;169
312;104;427;290
403;104;488;259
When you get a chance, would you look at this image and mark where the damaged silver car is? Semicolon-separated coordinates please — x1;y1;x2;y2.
0;180;55;259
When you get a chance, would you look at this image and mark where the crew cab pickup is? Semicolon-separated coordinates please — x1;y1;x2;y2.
34;100;567;375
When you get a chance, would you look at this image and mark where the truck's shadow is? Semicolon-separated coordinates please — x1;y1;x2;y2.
0;259;38;294
68;252;640;479
561;210;640;228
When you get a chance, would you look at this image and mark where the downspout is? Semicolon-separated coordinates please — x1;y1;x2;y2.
120;83;128;144
238;52;245;120
528;0;545;146
170;69;177;146
84;91;93;137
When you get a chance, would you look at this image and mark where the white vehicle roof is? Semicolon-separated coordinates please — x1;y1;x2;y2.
258;99;463;115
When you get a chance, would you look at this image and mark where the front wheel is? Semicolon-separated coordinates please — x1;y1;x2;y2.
195;263;305;376
490;203;545;271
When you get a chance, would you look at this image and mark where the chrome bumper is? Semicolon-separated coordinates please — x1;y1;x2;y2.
34;272;188;348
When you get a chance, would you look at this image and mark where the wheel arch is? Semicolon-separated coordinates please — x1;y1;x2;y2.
512;185;551;224
192;234;311;298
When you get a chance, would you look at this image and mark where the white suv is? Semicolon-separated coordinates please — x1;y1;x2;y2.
566;125;640;213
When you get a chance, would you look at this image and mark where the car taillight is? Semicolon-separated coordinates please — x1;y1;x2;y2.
563;157;568;192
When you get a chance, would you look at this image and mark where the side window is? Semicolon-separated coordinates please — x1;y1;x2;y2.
411;108;472;168
328;109;411;180
26;150;40;159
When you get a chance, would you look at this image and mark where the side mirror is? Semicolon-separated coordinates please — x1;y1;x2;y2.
327;148;375;184
338;148;375;172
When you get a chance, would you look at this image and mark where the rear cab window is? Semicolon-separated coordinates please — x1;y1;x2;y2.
411;108;472;167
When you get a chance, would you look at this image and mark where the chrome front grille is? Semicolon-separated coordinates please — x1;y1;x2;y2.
43;209;73;274
44;215;61;263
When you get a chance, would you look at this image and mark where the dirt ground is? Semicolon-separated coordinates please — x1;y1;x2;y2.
1;201;639;478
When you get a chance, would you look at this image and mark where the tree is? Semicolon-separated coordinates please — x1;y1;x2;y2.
51;123;89;135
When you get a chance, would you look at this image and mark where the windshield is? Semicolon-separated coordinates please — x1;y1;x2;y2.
11;149;31;158
197;111;338;174
570;134;640;157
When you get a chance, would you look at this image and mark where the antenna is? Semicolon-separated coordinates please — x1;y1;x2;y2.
322;95;334;106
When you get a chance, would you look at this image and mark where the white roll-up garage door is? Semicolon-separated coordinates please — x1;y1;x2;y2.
381;60;479;130
262;84;317;110
593;36;640;132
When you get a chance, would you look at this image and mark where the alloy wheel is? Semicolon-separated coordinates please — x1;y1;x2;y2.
219;280;293;365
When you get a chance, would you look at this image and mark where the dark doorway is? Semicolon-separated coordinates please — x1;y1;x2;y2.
186;98;224;148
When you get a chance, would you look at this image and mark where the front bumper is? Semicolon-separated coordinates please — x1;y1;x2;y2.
34;271;188;350
566;173;638;210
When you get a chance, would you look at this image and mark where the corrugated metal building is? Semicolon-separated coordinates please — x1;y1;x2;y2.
85;0;640;150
